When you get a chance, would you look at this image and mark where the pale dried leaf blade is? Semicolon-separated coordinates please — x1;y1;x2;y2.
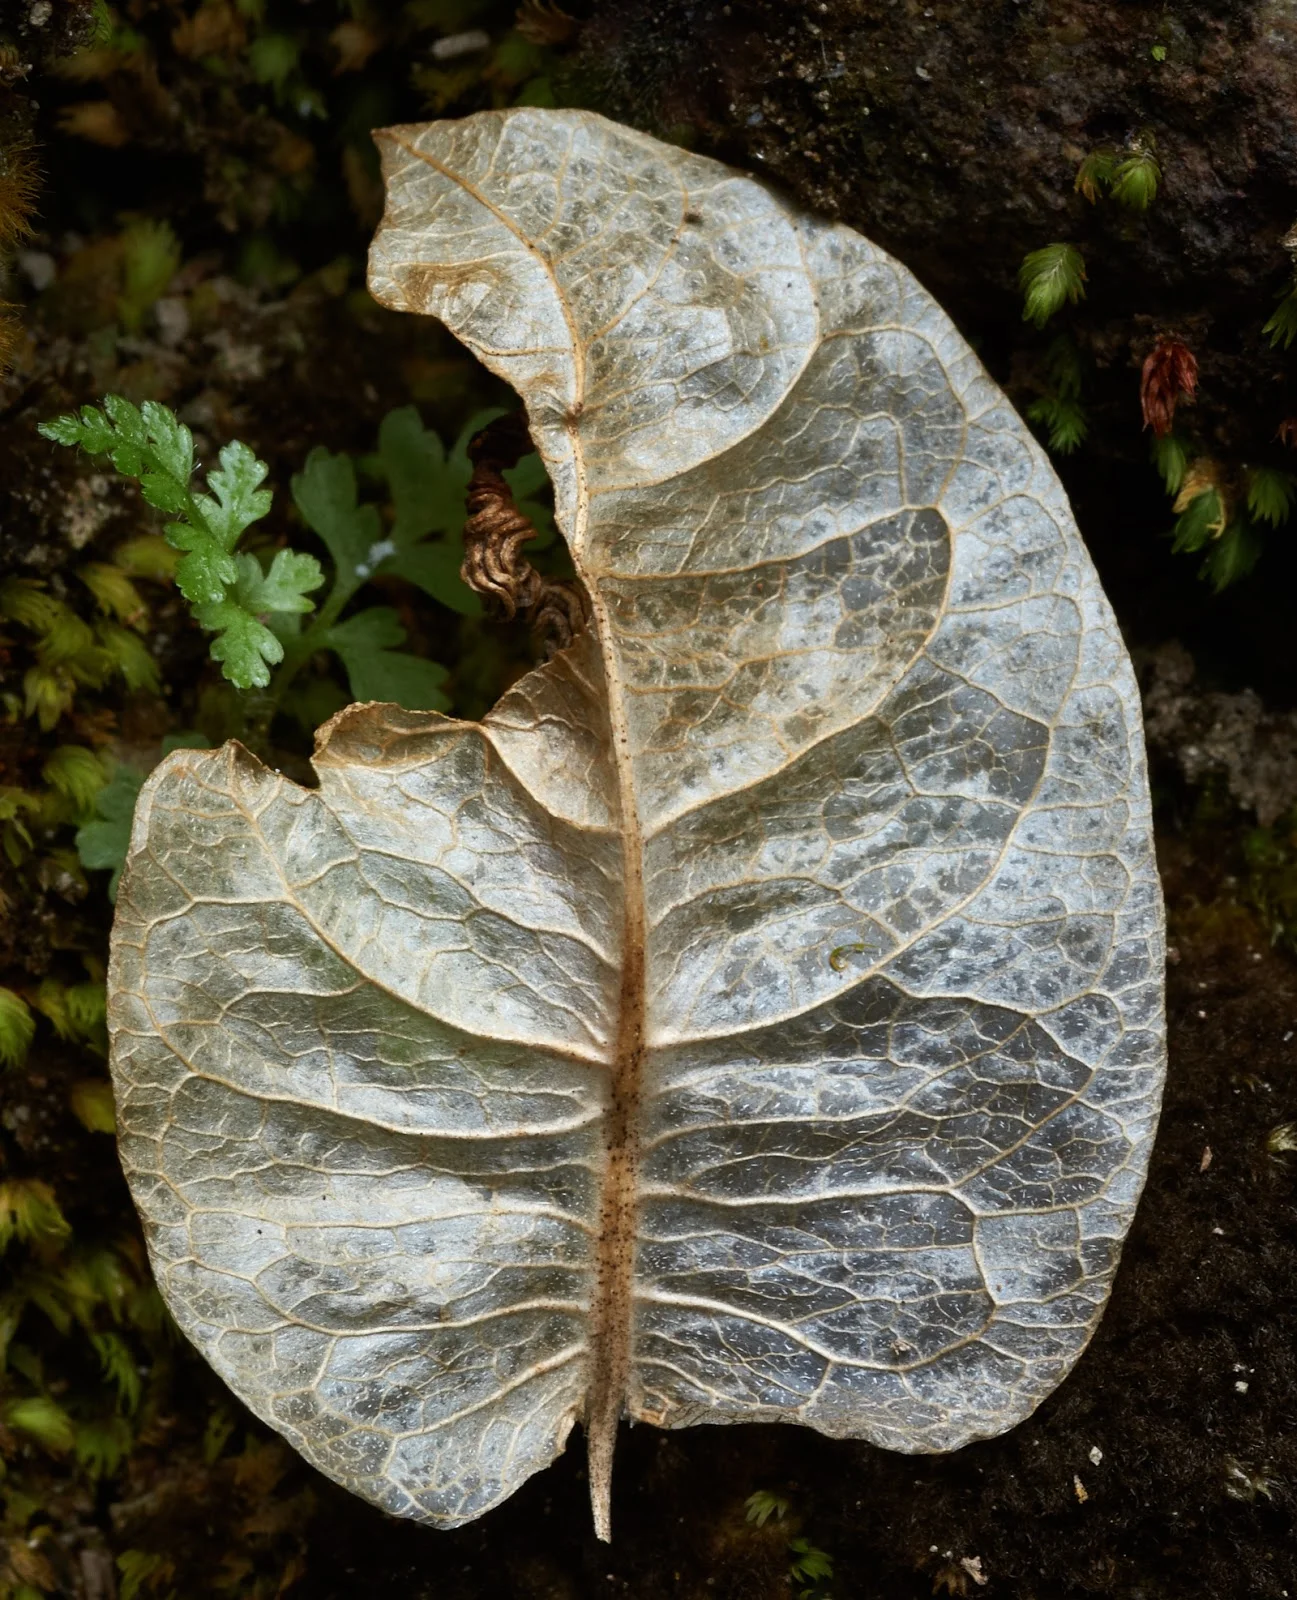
109;109;1166;1539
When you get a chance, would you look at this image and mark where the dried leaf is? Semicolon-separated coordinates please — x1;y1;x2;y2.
5;1537;58;1591
1172;459;1228;524
58;101;131;147
330;20;383;75
516;0;577;46
109;110;1166;1541
1140;337;1198;438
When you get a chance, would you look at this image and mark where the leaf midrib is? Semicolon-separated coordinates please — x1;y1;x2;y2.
380;124;646;1542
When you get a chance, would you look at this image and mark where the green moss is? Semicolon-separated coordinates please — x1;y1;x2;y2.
0;1180;71;1255
3;1394;76;1455
41;745;109;817
1245;807;1297;957
1246;466;1295;528
1019;245;1087;329
69;1078;116;1134
1152;433;1189;495
0;988;35;1069
1110;147;1160;211
1263;281;1297;350
118;220;182;334
1074;147;1117;203
1170;486;1224;554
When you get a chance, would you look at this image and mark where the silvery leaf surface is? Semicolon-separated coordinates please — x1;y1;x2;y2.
109;108;1166;1540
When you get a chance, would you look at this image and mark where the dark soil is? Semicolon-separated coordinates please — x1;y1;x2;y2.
1;3;1295;1597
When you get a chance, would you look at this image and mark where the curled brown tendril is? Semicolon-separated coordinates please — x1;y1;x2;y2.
462;413;588;652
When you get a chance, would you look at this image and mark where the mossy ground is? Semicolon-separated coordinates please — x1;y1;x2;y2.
0;3;1294;1596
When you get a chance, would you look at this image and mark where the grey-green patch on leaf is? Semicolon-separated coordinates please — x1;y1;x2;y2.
107;110;1166;1542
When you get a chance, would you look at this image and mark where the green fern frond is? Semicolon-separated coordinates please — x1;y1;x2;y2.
42;745;109;816
118;219;182;334
92;1329;143;1413
1171;488;1225;553
97;619;161;693
22;664;76;731
0;577;65;634
33;605;97;665
1019;244;1087;328
1074;148;1116;203
70;1078;116;1134
1246;466;1296;528
112;534;180;582
3;1394;76;1454
1042;334;1085;399
77;1245;137;1324
39;397;323;691
32;977;107;1044
1201;520;1263;591
0;1179;71;1254
745;1490;790;1527
80;561;147;625
788;1536;835;1592
22;665;75;731
1027;395;1088;454
1263;283;1297;351
1152;433;1189;495
76;1413;133;1478
0;987;35;1069
1110;149;1160;210
117;1550;176;1600
67;980;108;1038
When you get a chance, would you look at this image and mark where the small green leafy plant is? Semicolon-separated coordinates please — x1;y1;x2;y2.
788;1537;835;1600
117;219;181;334
1152;432;1189;495
1019;244;1087;329
744;1491;835;1599
1;564;161;732
1162;457;1293;591
1267;1121;1297;1159
1026;335;1088;455
38;396;554;721
1263;279;1297;351
1074;148;1117;204
39;397;323;692
0;987;36;1069
39;395;558;895
1247;465;1296;528
743;1489;790;1528
1110;144;1160;211
1245;804;1297;957
1074;134;1160;211
1170;476;1259;592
